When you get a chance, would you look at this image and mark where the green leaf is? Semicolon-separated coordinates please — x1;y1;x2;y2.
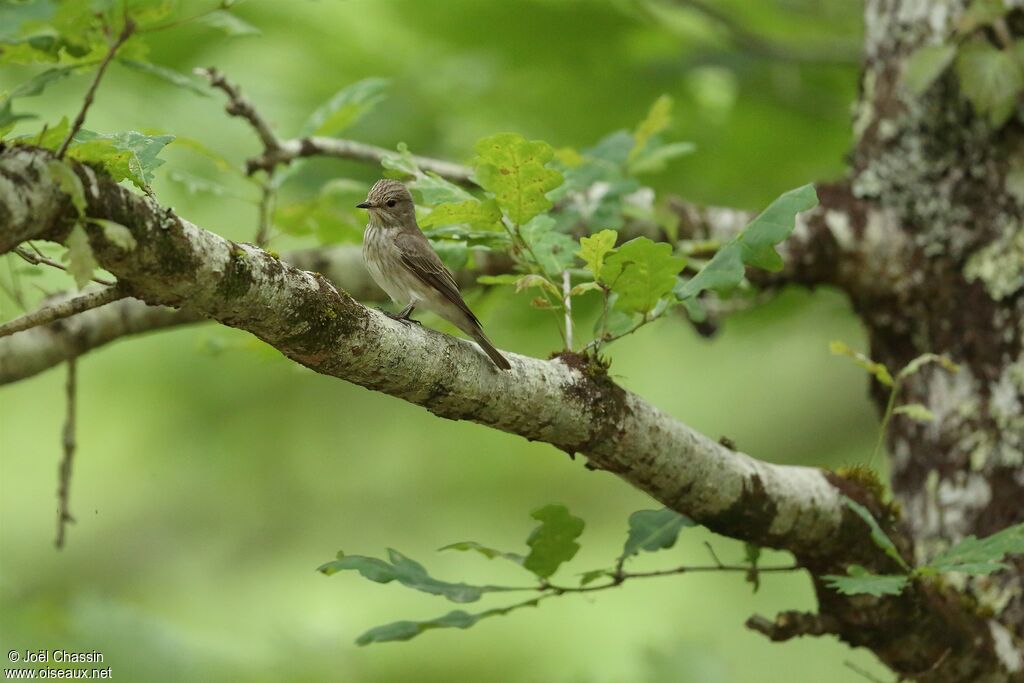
476;274;522;286
893;403;935;423
118;59;209;97
675;184;817;300
356;602;536;645
474;132;563;225
520;215;577;276
922;522;1024;576
844;499;909;570
274;179;367;245
409;171;475;205
35;117;70;150
629;94;672;163
88;218;136;251
439;541;525;565
578;569;613;586
317;549;491;603
904;43;958;97
569;281;603;297
957;0;1010;34
381;142;418;177
9;65;79;98
299;77;388;137
194;10;260;37
602;237;686;314
68;130;174;188
823;565;910;597
577;229;618;280
628;141;696;175
829;341;895;387
739;184;818;271
898;353;960;380
514;274;561;296
744;543;762;592
621;508;694;558
955;39;1024;127
62;224;98;290
421;198;503;231
46;159;85;216
523;504;584;579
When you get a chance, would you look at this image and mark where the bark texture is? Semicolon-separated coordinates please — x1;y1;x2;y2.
847;2;1024;677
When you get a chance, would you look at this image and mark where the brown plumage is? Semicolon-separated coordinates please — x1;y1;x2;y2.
358;179;512;370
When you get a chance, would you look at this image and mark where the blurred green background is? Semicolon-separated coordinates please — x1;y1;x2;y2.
1;0;892;680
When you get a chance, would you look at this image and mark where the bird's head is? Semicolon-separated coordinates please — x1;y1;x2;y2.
357;179;416;226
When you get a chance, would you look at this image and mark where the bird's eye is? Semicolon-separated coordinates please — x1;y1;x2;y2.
386;199;397;208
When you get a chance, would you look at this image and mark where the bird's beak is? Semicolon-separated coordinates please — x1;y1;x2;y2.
356;200;374;209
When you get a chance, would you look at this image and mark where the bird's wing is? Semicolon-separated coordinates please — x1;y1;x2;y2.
395;230;481;327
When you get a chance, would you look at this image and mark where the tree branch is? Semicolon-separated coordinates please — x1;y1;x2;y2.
2;144;1017;680
0;285;125;339
196;67;475;184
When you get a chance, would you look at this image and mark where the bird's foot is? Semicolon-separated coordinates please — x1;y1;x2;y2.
377;308;421;326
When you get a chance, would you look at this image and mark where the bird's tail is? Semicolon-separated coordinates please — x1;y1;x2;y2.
472;329;512;370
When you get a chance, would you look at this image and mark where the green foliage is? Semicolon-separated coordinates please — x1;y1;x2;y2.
844;499;909;571
62;224;98;290
892;403;935;423
118;59;209;97
823;566;909;597
957;0;1010;34
577;229;618;281
898;353;960;380
519;215;577;277
46;159;86;216
523;504;585;579
602;237;686;315
317;549;494;603
45;129;175;189
355;602;535;646
473;132;564;226
829;341;894;387
275;179;365;244
903;44;957;97
675;184;818;302
954;39;1023;128
193;10;261;38
420;198;503;232
88;218;136;251
439;541;525;565
299;78;389;137
923;522;1024;575
627;95;695;175
620;508;694;558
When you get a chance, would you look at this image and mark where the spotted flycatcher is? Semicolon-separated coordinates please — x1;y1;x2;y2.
358;179;512;370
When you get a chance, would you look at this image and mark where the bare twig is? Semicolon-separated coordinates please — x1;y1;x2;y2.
562;270;573;350
0;286;126;339
248;136;476;185
56;19;137;158
55;357;78;549
667;0;861;66
255;181;275;247
746;610;841;642
196;66;475;184
15;245;115;285
196;66;280;152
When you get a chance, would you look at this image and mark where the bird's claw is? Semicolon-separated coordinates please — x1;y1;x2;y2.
377;308;420;326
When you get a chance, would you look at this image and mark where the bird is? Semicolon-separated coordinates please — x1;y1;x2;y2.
357;179;512;370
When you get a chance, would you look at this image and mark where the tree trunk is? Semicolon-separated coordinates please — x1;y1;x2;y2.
850;0;1024;665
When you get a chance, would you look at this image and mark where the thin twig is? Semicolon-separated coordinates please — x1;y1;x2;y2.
255;181;275;247
562;270;573;351
0;286;126;339
56;19;137;158
196;66;280;151
55;357;78;549
14;246;115;286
